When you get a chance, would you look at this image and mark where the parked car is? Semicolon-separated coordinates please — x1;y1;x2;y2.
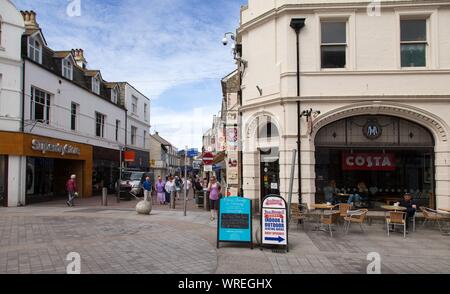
118;170;149;200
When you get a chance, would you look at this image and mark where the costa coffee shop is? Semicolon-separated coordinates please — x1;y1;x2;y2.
315;115;435;209
0;132;92;206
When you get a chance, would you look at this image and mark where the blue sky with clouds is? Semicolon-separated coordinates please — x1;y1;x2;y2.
12;0;246;149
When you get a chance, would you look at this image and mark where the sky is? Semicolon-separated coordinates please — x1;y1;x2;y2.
12;0;246;150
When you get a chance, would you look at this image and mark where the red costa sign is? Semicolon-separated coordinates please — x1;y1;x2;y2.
342;153;396;171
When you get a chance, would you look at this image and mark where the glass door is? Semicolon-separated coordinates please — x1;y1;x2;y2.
260;148;280;201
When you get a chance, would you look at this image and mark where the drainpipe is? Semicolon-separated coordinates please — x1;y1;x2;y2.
290;18;306;204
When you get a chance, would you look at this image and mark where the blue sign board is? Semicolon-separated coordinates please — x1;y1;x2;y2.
217;197;253;249
187;148;199;158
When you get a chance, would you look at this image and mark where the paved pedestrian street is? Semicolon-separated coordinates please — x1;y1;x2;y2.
0;204;449;274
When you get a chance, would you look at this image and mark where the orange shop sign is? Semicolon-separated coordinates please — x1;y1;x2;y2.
124;151;136;162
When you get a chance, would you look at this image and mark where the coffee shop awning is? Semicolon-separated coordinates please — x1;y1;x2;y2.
213;151;226;165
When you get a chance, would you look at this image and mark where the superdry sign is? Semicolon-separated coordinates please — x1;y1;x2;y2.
342;153;396;171
31;139;80;156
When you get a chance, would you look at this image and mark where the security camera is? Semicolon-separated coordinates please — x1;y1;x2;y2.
222;37;228;46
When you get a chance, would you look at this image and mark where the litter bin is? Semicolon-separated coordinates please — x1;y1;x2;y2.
196;190;204;207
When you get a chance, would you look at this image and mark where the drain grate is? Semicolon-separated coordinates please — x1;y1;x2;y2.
271;249;287;254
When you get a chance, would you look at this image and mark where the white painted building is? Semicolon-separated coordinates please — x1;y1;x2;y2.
237;0;450;211
0;0;25;207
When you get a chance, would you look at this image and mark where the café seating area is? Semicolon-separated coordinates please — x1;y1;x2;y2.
289;203;450;239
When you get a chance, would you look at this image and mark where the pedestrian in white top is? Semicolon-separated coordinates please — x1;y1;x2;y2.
165;176;176;209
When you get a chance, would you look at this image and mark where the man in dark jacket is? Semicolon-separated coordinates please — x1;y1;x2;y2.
399;193;418;231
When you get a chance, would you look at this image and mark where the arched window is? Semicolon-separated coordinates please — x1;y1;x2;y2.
258;121;279;139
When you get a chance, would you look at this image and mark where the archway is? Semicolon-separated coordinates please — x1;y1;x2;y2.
314;115;436;209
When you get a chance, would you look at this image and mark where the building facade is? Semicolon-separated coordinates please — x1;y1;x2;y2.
237;0;450;211
149;132;180;182
0;5;150;206
119;82;151;171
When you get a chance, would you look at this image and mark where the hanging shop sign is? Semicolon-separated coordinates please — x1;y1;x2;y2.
261;195;288;249
124;151;136;162
31;139;80;156
217;197;253;249
342;153;396;171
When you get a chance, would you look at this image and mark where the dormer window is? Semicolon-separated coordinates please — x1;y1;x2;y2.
92;77;100;95
28;37;42;63
112;88;118;104
62;59;73;80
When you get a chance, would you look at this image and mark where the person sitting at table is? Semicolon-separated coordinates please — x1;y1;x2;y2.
323;180;338;204
399;193;417;231
347;182;369;206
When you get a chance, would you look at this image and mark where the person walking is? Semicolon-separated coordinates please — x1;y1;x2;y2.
66;174;78;207
183;177;192;201
155;176;166;205
165;176;176;209
207;176;221;221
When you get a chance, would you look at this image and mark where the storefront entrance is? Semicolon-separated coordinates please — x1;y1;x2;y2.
0;156;7;207
260;148;280;202
315;115;435;209
26;157;83;204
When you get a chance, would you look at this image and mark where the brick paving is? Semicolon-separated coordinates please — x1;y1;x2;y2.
0;201;449;274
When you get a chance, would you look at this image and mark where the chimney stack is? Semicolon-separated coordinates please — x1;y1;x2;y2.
21;11;40;30
72;49;88;69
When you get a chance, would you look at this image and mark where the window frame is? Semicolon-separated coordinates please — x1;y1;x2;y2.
28;36;42;64
144;103;148;121
400;17;428;69
92;77;100;95
396;10;437;70
62;58;73;80
320;20;348;69
131;126;137;145
70;102;78;131
131;96;138;115
30;86;51;124
112;88;119;104
115;120;120;142
95;112;106;138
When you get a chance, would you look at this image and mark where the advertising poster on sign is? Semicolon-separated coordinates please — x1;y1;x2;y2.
262;196;288;247
217;197;253;249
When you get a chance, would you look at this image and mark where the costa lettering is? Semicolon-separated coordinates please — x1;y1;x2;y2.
31;139;81;156
342;153;396;171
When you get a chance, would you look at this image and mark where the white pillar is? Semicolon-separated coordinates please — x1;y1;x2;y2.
7;156;26;207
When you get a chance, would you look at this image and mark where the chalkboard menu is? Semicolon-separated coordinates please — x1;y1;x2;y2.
217;197;253;249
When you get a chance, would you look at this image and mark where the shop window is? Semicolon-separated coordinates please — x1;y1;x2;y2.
401;19;427;67
95;112;106;137
31;87;51;124
321;21;347;68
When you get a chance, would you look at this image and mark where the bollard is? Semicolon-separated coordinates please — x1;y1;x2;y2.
102;187;108;206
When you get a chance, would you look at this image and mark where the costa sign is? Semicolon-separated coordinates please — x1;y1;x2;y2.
342;153;396;171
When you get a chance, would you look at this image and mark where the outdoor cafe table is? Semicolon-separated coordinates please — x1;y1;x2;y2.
336;193;351;203
311;204;336;231
438;208;450;213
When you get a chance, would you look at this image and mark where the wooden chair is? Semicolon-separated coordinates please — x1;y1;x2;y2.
290;204;306;230
386;211;407;238
420;207;450;233
337;203;352;221
344;209;369;234
320;211;340;238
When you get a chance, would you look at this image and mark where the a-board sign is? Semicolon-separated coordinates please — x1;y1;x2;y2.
261;195;288;248
217;197;253;249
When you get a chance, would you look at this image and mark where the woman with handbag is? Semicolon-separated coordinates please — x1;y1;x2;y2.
207;176;221;221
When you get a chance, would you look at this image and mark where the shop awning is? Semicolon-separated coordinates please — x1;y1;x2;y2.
213;151;226;165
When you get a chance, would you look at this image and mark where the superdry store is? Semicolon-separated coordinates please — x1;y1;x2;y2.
314;115;435;209
0;132;93;206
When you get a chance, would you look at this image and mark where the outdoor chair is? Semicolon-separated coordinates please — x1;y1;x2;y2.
386;211;407;238
420;207;450;233
343;209;368;234
337;203;353;223
320;211;340;238
300;203;316;223
290;204;306;230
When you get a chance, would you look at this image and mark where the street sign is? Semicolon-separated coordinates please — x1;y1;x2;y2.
204;165;213;172
261;195;288;250
187;148;199;158
217;197;253;249
202;152;214;165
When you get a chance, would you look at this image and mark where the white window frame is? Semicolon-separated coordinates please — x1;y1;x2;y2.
315;12;355;71
92;77;100;95
144;103;148;121
131;126;137;145
70;102;79;131
62;58;73;80
131;96;138;114
95;112;106;138
28;36;42;64
115;120;120;141
30;86;51;124
395;9;437;70
112;88;118;104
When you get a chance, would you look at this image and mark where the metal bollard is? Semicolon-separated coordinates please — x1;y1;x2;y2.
102;187;108;206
